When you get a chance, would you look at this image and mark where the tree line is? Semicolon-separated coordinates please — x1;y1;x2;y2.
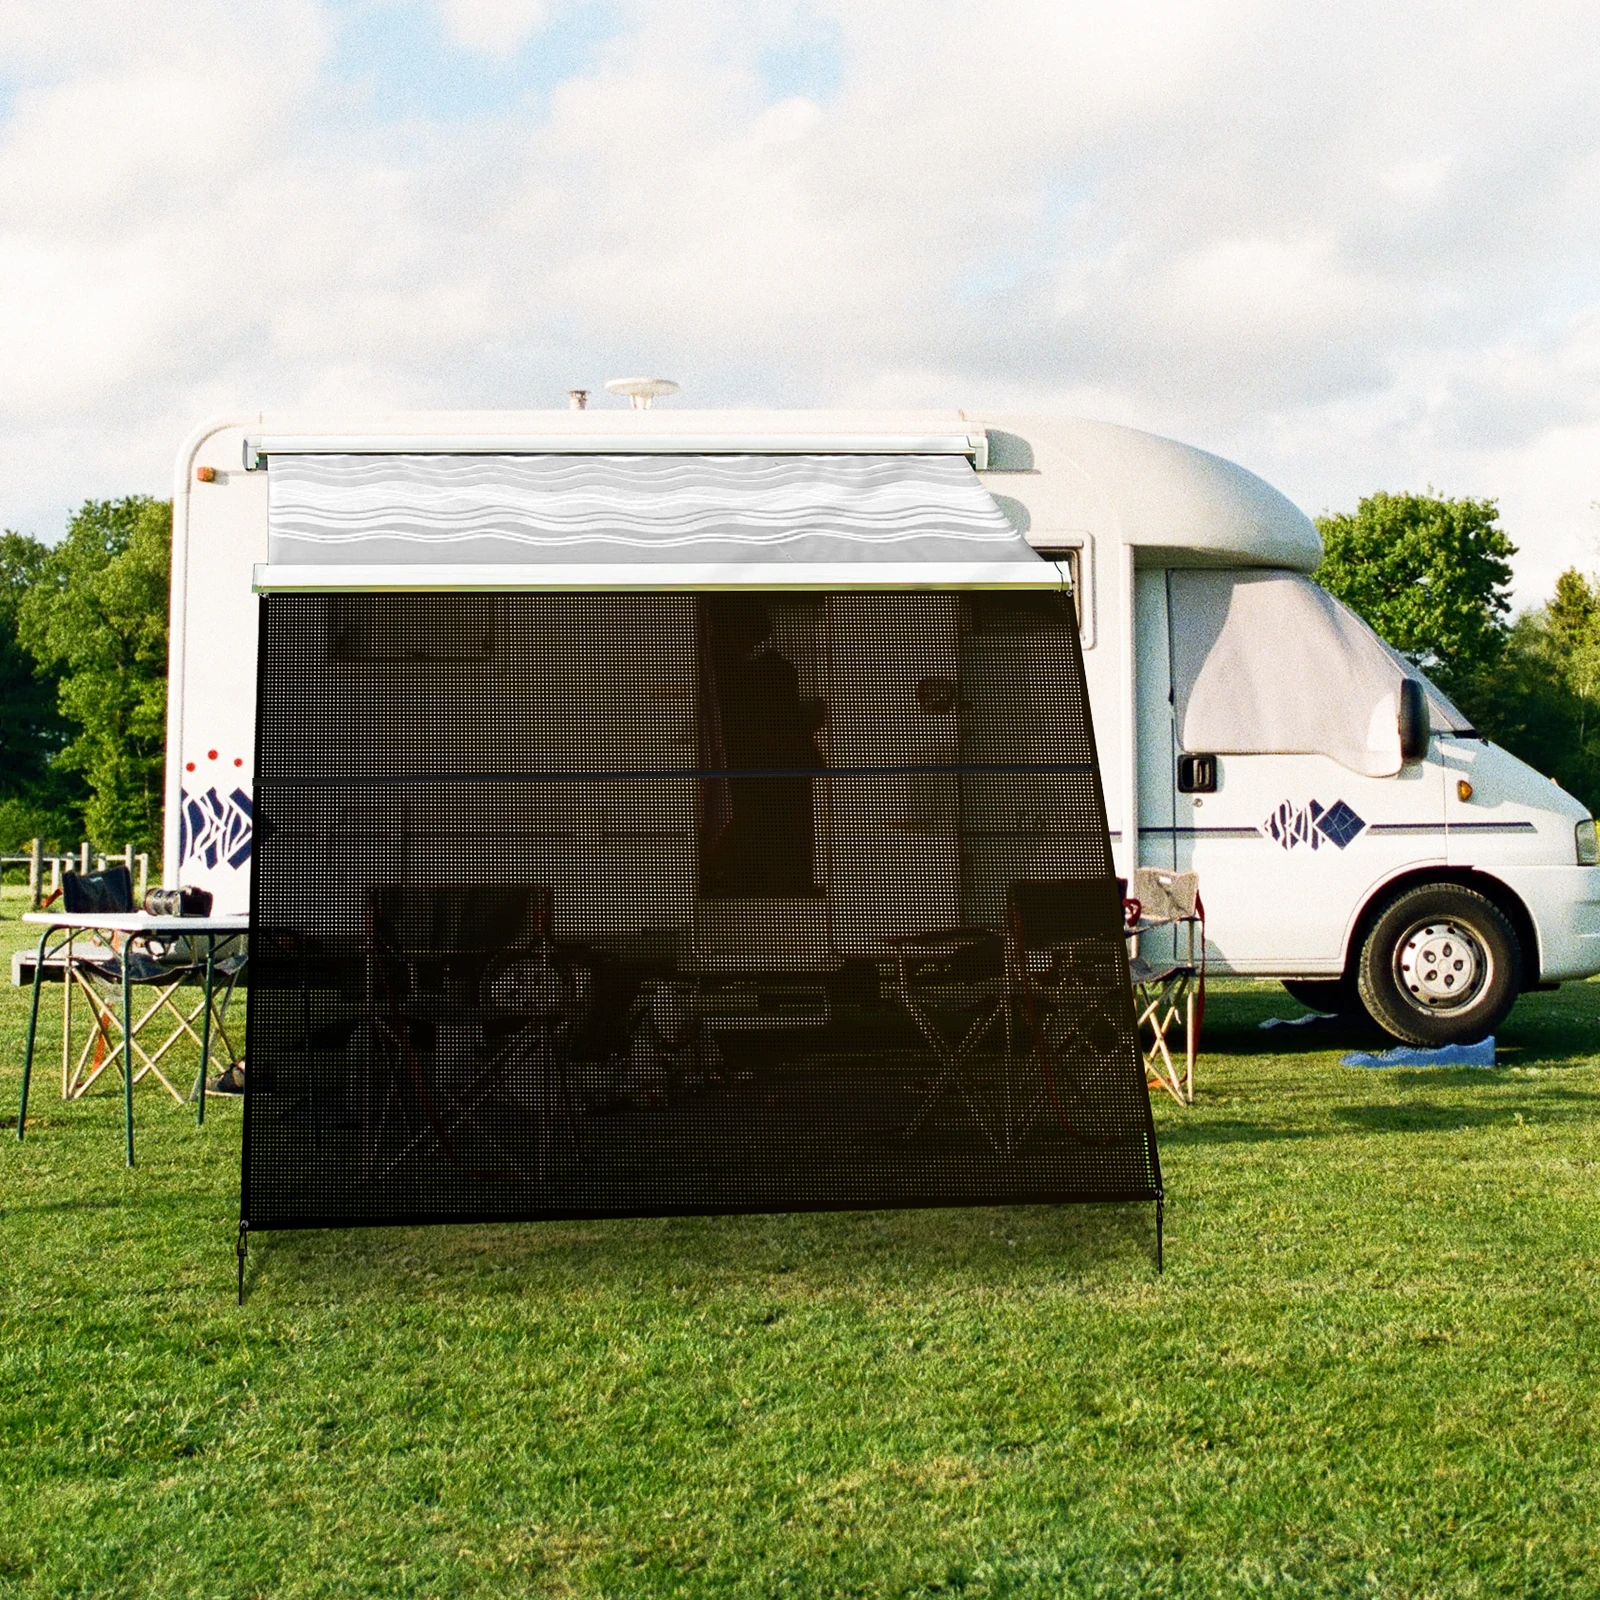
1;489;1599;858
1;498;171;853
1313;491;1600;809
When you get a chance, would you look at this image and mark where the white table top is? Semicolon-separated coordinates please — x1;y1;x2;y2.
23;911;250;935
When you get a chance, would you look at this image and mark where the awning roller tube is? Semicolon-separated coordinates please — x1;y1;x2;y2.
253;560;1071;593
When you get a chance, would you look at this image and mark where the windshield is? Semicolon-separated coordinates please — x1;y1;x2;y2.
1168;569;1459;776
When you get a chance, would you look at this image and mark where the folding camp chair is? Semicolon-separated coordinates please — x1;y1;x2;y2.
1006;879;1145;1149
57;869;235;1109
1126;866;1204;1106
889;928;1010;1153
363;885;583;1184
65;940;247;1108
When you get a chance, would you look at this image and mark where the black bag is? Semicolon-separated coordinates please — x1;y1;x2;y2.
143;886;215;918
62;868;134;915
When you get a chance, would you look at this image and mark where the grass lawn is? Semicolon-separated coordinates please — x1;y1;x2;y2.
1;883;1597;1598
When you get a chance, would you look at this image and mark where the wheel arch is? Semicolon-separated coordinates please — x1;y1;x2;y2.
1342;868;1540;989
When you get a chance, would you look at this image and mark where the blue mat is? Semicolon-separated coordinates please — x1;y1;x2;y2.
1342;1037;1497;1069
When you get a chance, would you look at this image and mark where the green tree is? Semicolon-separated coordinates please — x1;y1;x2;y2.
0;531;84;849
1488;570;1600;816
1314;491;1516;719
18;497;172;850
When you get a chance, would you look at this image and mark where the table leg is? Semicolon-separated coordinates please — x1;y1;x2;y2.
62;931;73;1097
122;951;135;1168
196;938;216;1126
1185;987;1195;1105
17;925;49;1141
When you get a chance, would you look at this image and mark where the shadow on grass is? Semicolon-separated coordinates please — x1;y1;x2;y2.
1199;1015;1386;1057
1494;1038;1600;1070
1;1195;131;1218
1334;1086;1596;1133
1202;990;1600;1068
1156;1118;1324;1148
240;1196;1165;1306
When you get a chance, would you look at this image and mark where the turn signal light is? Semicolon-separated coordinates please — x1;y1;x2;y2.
1577;818;1598;866
1457;779;1474;802
195;465;217;482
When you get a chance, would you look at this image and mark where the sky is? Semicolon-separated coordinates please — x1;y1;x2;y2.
2;0;1599;604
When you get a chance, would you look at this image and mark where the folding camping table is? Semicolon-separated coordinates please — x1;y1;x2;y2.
15;910;250;1166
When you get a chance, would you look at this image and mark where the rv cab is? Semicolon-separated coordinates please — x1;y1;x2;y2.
1127;564;1598;1043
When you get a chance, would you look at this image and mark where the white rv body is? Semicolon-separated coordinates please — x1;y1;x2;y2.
167;409;1600;1004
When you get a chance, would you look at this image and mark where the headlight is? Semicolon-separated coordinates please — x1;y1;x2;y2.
1577;819;1599;865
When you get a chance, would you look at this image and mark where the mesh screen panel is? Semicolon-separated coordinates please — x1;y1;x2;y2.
243;591;1160;1229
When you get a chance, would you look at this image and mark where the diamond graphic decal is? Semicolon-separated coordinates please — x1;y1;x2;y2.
178;785;253;870
1261;797;1367;851
1314;799;1366;850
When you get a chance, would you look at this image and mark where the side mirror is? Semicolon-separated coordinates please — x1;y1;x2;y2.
1398;678;1430;761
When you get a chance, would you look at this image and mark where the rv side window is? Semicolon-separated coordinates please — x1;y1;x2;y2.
1032;547;1082;632
329;595;496;665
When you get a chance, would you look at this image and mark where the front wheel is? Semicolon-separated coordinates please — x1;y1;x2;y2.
1357;884;1522;1046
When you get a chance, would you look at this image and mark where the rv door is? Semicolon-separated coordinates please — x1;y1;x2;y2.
1133;570;1178;963
828;595;961;953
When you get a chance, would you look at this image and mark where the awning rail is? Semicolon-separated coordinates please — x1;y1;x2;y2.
246;432;990;471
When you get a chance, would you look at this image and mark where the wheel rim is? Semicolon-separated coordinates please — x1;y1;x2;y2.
1393;918;1490;1015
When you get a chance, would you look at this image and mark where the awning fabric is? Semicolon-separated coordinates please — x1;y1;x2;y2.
257;453;1060;591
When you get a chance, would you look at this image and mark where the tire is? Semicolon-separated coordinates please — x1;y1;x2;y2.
1357;883;1522;1046
1280;978;1358;1015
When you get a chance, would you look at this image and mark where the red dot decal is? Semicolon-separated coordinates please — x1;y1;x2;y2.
185;762;195;772
207;749;218;760
234;758;243;767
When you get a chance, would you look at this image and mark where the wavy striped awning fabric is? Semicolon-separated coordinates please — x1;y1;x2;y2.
264;453;1054;589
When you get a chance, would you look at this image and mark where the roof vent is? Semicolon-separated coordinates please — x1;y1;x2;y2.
605;376;679;410
567;388;589;410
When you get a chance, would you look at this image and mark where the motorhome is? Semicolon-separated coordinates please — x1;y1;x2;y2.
167;408;1600;1047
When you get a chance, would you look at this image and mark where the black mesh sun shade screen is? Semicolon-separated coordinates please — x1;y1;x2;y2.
243;591;1161;1229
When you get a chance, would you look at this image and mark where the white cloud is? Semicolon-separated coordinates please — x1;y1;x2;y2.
1;0;1599;604
433;0;549;57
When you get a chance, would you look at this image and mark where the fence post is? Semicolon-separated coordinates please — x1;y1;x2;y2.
79;842;89;876
49;858;61;895
28;838;42;909
136;854;149;902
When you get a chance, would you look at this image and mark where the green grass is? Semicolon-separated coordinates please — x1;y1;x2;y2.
1;885;1597;1598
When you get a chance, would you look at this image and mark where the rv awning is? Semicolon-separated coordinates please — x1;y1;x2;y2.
253;453;1062;591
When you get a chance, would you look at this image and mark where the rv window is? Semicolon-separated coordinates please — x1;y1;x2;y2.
330;594;495;665
1032;547;1082;632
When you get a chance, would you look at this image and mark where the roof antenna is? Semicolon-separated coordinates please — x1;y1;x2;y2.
605;377;679;410
567;389;589;410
